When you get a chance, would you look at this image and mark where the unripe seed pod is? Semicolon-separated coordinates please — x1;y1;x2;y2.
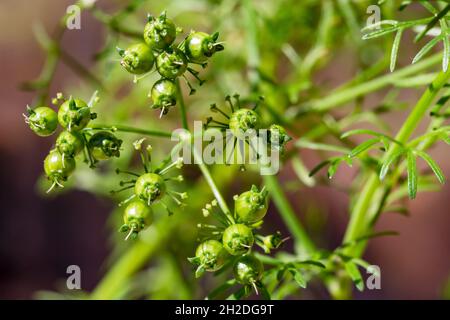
195;239;228;272
229;108;260;139
118;43;155;75
56;131;85;158
58;98;92;132
222;224;254;255
233;255;264;285
156;49;188;79
234;185;268;223
88;131;122;161
26;106;58;137
150;78;177;110
184;31;224;63
134;172;166;205
268;124;291;152
44;149;76;182
120;200;154;240
124;200;153;231
143;12;177;50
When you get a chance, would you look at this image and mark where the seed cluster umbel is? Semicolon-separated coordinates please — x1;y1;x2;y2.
117;11;224;116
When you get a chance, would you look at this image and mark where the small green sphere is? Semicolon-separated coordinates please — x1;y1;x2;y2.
119;43;155;75
269;124;291;151
156;49;187;79
134;173;166;204
229;108;260;139
150;79;177;110
58;99;91;132
234;186;268;223
233;255;264;285
56;131;85;158
143;14;177;50
184;31;224;63
27;106;58;137
123;200;154;232
44;149;76;182
222;224;254;255
88;131;122;161
195;240;228;272
261;232;285;253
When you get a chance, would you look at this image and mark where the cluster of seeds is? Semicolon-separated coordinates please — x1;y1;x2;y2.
114;139;186;240
25;11;292;295
117;11;224;116
189;185;287;294
204;95;291;168
24;92;122;192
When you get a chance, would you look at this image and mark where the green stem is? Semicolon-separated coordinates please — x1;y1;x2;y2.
242;0;260;89
176;79;189;130
59;49;106;92
294;53;442;115
343;69;450;255
89;124;173;138
175;76;232;220
192;146;234;222
263;175;315;255
91;6;143;39
242;0;315;255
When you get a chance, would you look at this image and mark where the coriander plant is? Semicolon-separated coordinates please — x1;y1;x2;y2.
24;0;449;300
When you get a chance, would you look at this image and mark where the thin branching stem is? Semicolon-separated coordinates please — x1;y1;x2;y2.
263;175;315;256
88;124;173;138
343;69;450;257
176;78;189;130
292;53;442;116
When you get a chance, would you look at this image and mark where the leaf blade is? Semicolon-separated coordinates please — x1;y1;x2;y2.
348;138;380;158
379;149;405;180
407;150;418;199
344;262;364;291
390;28;404;72
289;268;307;288
416;150;446;184
412;35;443;65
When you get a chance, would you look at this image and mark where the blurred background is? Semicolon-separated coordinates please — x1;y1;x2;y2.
0;0;449;299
